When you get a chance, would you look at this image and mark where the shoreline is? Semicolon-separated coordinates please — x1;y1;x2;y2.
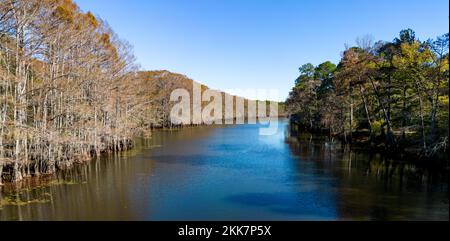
289;121;449;169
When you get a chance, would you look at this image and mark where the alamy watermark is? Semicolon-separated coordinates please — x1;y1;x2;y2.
170;82;280;136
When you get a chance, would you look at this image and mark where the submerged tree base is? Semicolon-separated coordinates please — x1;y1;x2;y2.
0;174;89;210
289;121;449;169
0;138;134;184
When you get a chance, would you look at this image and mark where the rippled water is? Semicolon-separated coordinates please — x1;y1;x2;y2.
0;120;448;220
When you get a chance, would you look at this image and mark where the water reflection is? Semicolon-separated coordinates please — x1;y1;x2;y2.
0;141;156;221
0;120;448;220
286;132;448;220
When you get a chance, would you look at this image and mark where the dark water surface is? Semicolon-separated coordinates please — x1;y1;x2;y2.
0;120;448;220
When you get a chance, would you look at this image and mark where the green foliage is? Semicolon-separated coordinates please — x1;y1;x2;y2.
286;29;449;154
295;63;315;86
395;28;416;45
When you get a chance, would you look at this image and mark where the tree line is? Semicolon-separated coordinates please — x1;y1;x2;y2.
285;29;449;157
0;0;159;184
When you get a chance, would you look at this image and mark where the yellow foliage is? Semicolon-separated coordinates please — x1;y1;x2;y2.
372;120;385;136
54;5;73;23
100;33;110;45
439;96;449;107
85;11;99;28
393;42;434;69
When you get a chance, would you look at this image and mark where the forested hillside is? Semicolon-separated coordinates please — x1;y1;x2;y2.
135;70;284;129
286;30;449;158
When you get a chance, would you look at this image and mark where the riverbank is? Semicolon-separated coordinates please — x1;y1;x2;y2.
288;120;449;169
0;137;134;186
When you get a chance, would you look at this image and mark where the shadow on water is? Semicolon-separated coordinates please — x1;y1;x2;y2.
224;192;336;219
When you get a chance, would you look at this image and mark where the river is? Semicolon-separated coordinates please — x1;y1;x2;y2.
0;120;448;220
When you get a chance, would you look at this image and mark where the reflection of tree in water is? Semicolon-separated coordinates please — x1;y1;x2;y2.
0;142;157;220
285;125;449;220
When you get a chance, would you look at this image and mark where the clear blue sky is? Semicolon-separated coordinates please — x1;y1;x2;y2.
75;0;449;101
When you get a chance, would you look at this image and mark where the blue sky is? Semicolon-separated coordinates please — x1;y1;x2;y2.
75;0;449;101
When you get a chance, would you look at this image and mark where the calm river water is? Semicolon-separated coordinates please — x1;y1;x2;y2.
0;120;448;220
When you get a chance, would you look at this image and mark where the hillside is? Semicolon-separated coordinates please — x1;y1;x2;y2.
133;70;285;128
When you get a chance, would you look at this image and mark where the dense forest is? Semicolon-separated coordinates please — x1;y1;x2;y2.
0;0;146;184
286;30;449;159
0;0;280;184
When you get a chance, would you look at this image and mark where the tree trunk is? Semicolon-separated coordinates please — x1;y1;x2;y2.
369;76;396;147
401;86;407;140
429;96;438;144
349;97;354;143
12;159;22;182
359;85;372;138
413;82;427;150
418;94;427;150
0;163;3;185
